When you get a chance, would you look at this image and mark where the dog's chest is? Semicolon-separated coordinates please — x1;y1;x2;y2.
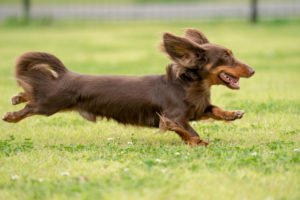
186;86;211;120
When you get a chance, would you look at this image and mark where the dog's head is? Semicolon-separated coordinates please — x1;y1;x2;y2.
162;28;255;89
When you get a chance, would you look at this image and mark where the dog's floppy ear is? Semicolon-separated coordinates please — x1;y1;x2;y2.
183;28;209;45
162;32;206;68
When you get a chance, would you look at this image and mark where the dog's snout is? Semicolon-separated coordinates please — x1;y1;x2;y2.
248;67;255;76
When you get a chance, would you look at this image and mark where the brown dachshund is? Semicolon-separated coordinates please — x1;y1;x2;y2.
2;29;254;146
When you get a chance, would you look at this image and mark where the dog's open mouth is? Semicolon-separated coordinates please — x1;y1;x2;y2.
218;72;240;89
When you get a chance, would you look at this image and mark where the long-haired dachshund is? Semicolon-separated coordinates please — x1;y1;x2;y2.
2;29;254;146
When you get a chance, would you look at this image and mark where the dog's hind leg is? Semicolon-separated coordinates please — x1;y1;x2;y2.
2;104;36;123
11;92;29;105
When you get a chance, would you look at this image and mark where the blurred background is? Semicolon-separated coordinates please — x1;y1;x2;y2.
0;0;300;23
0;1;300;200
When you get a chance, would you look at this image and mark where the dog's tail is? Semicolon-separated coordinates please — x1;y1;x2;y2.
16;52;68;78
15;52;69;98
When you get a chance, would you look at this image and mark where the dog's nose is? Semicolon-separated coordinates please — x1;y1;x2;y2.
249;68;255;76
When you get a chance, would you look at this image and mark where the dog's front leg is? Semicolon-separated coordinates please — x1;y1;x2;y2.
159;115;208;146
202;105;244;121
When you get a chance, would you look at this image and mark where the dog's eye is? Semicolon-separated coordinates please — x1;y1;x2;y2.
223;52;230;58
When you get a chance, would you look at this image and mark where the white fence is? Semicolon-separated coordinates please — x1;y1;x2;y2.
0;1;300;22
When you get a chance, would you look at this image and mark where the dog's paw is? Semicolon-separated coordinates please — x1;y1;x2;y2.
234;110;245;119
224;110;245;121
11;95;22;105
187;137;208;147
2;112;16;123
2;112;11;121
197;140;209;146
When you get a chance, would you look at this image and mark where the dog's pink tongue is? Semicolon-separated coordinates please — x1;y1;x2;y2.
225;74;240;89
227;74;239;83
229;81;240;89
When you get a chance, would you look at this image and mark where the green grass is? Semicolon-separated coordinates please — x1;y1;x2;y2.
0;20;299;200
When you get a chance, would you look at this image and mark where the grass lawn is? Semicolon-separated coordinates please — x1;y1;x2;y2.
0;20;299;200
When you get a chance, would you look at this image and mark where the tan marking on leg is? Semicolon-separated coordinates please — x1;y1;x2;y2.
2;104;35;123
211;107;244;121
159;114;208;146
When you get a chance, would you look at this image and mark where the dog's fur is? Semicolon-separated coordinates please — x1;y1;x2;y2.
2;29;254;146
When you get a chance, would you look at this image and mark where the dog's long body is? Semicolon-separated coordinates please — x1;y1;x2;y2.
2;29;254;146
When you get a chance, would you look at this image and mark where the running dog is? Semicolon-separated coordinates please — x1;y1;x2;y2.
2;28;255;146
